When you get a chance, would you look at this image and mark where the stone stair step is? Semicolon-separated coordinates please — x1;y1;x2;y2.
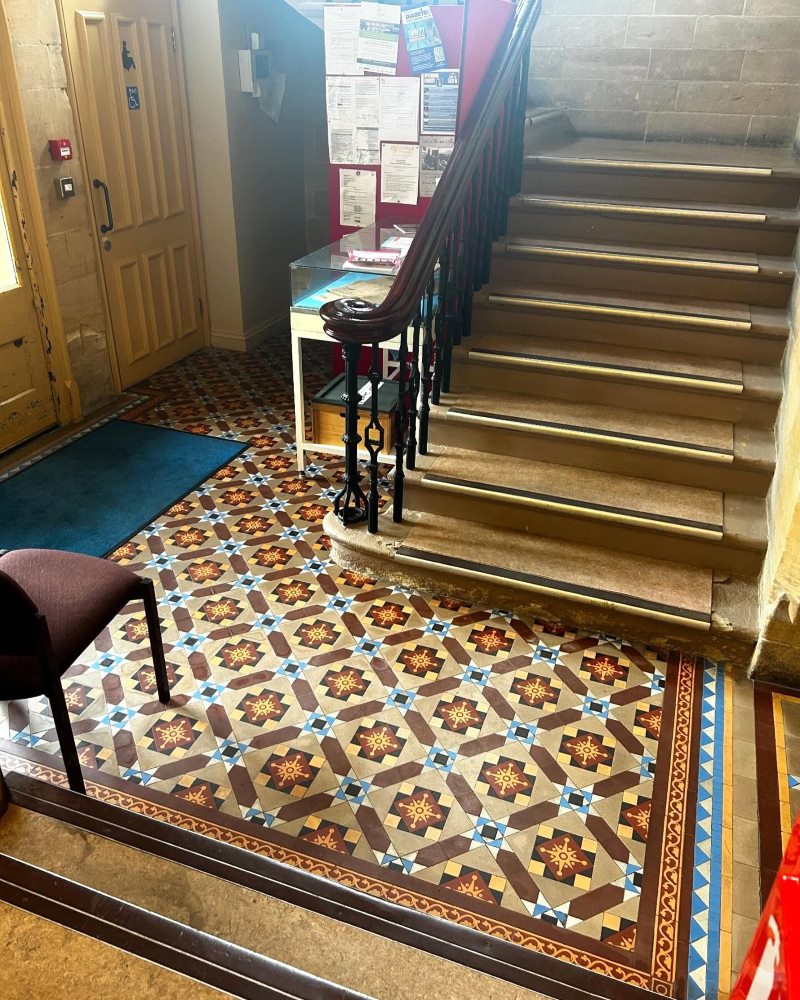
432;387;774;495
396;513;713;632
491;236;794;307
452;331;779;425
405;445;765;576
508;193;800;255
522;136;800;207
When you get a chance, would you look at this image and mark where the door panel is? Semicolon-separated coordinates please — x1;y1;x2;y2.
62;0;206;388
0;146;57;454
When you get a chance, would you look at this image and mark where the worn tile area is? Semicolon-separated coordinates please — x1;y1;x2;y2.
0;339;738;998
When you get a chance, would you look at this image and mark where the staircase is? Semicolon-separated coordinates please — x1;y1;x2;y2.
327;113;800;663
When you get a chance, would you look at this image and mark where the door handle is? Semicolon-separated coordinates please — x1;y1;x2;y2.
92;178;114;234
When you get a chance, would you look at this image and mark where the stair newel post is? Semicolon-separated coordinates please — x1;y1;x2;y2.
406;310;422;471
419;277;435;455
432;233;451;406
364;342;385;534
333;340;369;526
392;321;409;523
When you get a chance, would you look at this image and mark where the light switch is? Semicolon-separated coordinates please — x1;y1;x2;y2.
55;176;75;199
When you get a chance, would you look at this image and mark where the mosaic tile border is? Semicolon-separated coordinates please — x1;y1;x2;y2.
0;650;704;997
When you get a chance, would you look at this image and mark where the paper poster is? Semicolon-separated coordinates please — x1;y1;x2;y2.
324;5;361;76
327;77;380;164
379;77;420;143
401;5;447;75
340;168;377;227
357;2;401;76
419;134;454;197
420;69;459;134
381;143;420;205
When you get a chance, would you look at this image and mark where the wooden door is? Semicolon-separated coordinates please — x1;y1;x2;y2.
60;0;207;388
0;143;58;453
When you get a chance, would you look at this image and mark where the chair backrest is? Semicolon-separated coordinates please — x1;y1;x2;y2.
0;568;41;657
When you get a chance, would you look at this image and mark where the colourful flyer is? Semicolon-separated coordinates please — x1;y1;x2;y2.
401;4;447;75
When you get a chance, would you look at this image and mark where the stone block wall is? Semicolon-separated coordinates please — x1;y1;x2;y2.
529;0;800;145
5;0;115;414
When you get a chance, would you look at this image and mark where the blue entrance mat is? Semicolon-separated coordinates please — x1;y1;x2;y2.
0;419;245;557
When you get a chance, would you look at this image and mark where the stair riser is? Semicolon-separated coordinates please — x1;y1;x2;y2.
430;414;773;496
470;304;786;365
404;480;764;576
491;254;792;308
450;358;777;426
508;206;799;255
522;166;800;209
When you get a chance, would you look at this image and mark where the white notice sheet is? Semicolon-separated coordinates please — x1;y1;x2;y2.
324;5;361;76
357;2;401;76
327;77;381;165
379;77;420;143
381;143;420;205
340;168;377;227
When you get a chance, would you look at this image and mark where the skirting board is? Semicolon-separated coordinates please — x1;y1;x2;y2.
210;311;289;352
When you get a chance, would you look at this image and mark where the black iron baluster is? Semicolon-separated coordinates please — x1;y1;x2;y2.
393;322;408;523
513;46;531;196
364;342;385;533
419;277;434;455
478;142;494;287
443;214;463;395
432;232;451;406
498;88;515;240
461;165;482;343
334;341;368;525
406;311;422;471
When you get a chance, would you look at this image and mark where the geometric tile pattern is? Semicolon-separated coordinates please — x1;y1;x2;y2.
0;341;710;996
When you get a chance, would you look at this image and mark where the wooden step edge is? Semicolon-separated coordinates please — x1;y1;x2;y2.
498;240;765;276
395;544;711;631
445;405;735;464
523;153;779;179
514;195;771;224
0;852;367;1000
486;293;752;332
420;471;725;540
467;346;745;395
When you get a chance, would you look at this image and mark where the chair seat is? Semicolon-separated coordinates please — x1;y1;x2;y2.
0;549;142;700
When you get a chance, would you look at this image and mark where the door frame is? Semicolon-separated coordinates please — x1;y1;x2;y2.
0;2;79;426
55;0;211;394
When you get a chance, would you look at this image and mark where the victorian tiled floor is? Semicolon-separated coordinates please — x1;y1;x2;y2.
0;336;784;1000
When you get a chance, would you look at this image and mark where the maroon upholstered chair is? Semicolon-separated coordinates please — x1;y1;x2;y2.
0;548;170;794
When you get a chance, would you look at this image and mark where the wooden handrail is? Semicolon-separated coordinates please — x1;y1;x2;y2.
321;0;542;345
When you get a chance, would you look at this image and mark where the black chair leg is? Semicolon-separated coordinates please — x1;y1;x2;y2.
47;680;87;795
140;577;170;705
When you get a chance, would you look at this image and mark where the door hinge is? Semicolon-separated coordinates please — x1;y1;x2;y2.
198;296;204;317
171;27;177;52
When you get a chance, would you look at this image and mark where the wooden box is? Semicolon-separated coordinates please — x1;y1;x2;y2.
311;374;398;455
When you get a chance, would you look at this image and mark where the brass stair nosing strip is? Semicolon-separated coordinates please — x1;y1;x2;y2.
503;243;761;275
447;409;736;464
487;294;753;332
421;474;725;540
395;547;712;631
516;196;768;223
469;349;745;394
525;155;774;178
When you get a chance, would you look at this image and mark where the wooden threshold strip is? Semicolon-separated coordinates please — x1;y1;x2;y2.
487;294;752;332
446;407;735;463
469;348;744;394
0;852;365;1000
421;472;725;539
4;772;659;1000
395;546;712;630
